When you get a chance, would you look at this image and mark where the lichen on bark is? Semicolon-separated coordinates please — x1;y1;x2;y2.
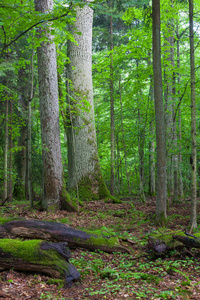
66;5;112;203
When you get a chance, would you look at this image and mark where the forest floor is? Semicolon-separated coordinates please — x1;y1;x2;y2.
0;196;200;299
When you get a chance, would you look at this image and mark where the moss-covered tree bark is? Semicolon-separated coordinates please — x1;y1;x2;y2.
3;220;130;253
0;239;80;284
66;4;111;202
148;230;200;255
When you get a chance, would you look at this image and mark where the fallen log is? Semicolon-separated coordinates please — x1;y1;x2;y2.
148;230;200;255
0;239;80;284
2;220;130;253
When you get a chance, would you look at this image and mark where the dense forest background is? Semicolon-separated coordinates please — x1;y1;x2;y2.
0;0;199;224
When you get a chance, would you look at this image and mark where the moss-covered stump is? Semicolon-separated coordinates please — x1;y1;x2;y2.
148;230;200;255
3;220;130;253
0;239;80;284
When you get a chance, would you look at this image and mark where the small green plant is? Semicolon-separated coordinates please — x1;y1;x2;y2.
58;217;70;224
39;292;65;300
157;290;176;299
100;266;119;279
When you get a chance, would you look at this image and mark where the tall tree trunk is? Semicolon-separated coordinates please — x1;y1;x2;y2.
109;3;115;196
34;0;77;212
66;4;111;201
27;49;34;207
176;25;183;198
189;0;197;229
8;99;13;201
4;98;9;200
164;35;173;196
136;61;146;202
152;0;167;225
148;56;156;196
119;77;130;195
14;67;28;200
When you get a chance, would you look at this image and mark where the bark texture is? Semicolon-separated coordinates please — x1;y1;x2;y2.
34;0;77;212
0;239;80;284
67;5;110;201
189;0;197;229
3;220;130;253
152;0;167;225
14;67;28;200
148;230;200;255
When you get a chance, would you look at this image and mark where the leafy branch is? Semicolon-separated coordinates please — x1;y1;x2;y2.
0;2;73;58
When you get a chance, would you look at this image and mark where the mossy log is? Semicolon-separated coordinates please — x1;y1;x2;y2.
3;220;130;253
148;230;200;255
0;239;80;284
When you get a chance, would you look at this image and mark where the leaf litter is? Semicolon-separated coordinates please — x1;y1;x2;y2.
1;197;200;299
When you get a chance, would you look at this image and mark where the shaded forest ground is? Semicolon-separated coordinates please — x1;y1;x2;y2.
1;196;200;299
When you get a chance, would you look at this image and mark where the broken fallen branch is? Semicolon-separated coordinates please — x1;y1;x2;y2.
2;219;130;253
0;239;80;284
148;230;200;255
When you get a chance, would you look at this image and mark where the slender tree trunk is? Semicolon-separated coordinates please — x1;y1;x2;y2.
164;35;173;196
4;98;9;200
148;57;156;195
66;4;111;201
176;23;184;198
189;0;197;229
27;48;34;207
152;0;167;225
109;6;115;196
27;99;32;207
8;99;13;201
14;67;28;200
35;0;76;212
119;77;130;195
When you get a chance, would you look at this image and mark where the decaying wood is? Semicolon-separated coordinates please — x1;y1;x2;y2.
148;230;200;255
0;225;8;238
0;239;80;284
173;235;200;248
2;220;130;253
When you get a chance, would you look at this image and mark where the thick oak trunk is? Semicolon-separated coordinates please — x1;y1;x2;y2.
2;220;130;253
67;5;110;202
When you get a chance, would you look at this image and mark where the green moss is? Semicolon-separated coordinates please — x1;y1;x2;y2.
60;179;79;212
0;217;20;225
104;196;122;204
0;239;42;262
89;236;119;248
149;230;194;248
0;239;70;276
155;212;167;226
70;173;109;202
46;278;65;287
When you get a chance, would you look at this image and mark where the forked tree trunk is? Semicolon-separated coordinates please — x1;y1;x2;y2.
189;0;197;229
34;0;77;212
152;0;167;225
66;4;110;201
